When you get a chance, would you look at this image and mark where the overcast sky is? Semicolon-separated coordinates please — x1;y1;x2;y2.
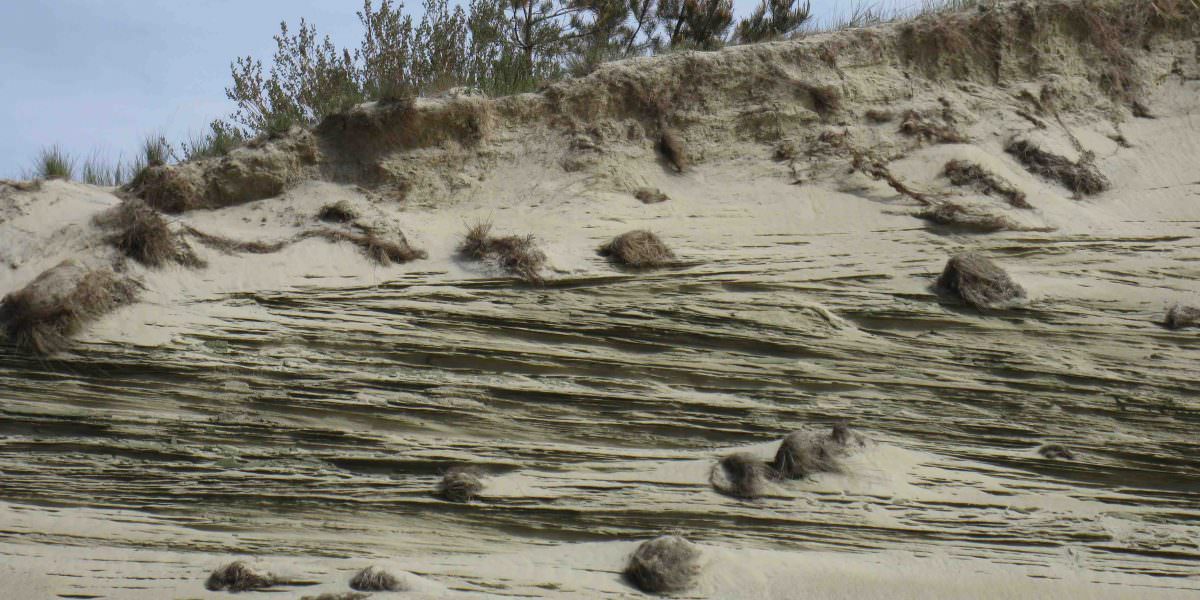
0;1;915;178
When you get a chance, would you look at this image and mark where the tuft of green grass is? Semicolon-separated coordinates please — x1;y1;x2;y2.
141;134;175;166
32;145;75;180
181;121;246;161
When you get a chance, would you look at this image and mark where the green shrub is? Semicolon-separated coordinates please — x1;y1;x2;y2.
33;145;75;181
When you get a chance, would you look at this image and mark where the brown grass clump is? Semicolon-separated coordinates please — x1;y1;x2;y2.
205;561;276;592
944;159;1031;209
899;110;968;144
865;108;895;123
436;466;484;503
93;199;203;267
314;229;427;266
710;452;772;499
1005;140;1110;196
625;535;702;594
350;565;408;592
0;261;140;354
936;252;1026;309
1038;444;1075;460
805;84;843;114
772;424;863;480
1164;304;1200;330
182;225;292;255
916;202;1021;232
658;128;687;173
635;187;670;204
318;200;358;223
125;165;203;213
457;221;546;283
598;230;675;268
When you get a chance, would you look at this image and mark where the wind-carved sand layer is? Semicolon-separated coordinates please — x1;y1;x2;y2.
1;1;1199;598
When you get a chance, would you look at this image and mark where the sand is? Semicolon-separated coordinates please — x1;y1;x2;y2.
1;2;1198;598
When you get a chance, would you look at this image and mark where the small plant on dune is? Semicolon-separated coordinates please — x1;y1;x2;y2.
936;252;1026;309
1005;139;1110;196
318;200;359;223
94;200;203;268
457;221;546;283
915;201;1023;233
181;121;247;161
435;465;484;503
625;535;702;594
772;429;842;480
711;452;773;499
1037;443;1075;460
598;230;676;268
0;262;140;354
944;159;1030;208
350;564;408;592
205;561;276;592
634;187;670;204
140;133;176;167
32;145;75;181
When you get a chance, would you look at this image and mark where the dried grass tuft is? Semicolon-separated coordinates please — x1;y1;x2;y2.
1164;304;1200;330
944;159;1030;208
183;225;292;255
0;261;140;354
1038;444;1075;460
772;423;862;480
301;593;371;600
625;535;702;594
436;466;484;503
318;200;358;223
205;561;276;592
350;564;408;592
314;229;427;266
598;230;676;268
635;187;670;204
1005;140;1110;196
94;199;203;267
659;128;687;173
936;252;1026;309
710;452;773;499
916;202;1021;232
457;221;546;283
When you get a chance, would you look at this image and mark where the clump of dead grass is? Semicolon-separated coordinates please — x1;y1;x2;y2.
804;83;843;114
94;199;203;267
865;108;895;123
598;230;676;268
301;593;370;600
625;535;702;594
1038;444;1075;460
205;561;276;592
936;252;1026;309
916;202;1021;232
318;200;358;223
314;229;427;266
772;424;863;480
436;466;484;503
635;187;670;204
944;159;1031;208
457;221;546;283
0;261;140;354
183;225;293;255
1005;139;1110;196
710;452;773;499
350;565;408;592
900;110;968;144
659;128;687;173
1164;304;1199;330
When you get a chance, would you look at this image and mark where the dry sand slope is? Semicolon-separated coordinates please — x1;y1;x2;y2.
2;1;1199;598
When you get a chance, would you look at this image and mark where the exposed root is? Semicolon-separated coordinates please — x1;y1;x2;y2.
0;261;140;354
318;200;358;223
436;466;484;503
1005;139;1110;196
771;423;863;480
313;229;427;266
205;561;276;592
94;199;203;267
350;565;408;592
598;230;676;268
710;452;773;499
1038;444;1075;460
944;159;1031;208
936;252;1026;309
1164;304;1200;330
659;128;687;173
457;221;546;283
183;225;293;255
625;535;702;594
852;153;934;205
635;187;670;204
899;110;968;144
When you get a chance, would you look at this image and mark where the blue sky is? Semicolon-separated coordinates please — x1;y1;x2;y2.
0;1;880;178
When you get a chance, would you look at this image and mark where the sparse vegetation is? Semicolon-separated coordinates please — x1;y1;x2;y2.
1005;139;1110;196
183;225;293;255
436;465;484;502
635;187;670;204
32;145;75;181
0;261;140;354
94;200;203;267
1164;304;1199;330
936;252;1026;309
916;202;1020;232
205;561;277;592
598;230;676;268
771;424;861;480
944;159;1030;208
301;593;371;600
181;121;247;160
625;535;702;594
318;200;359;223
315;229;427;266
711;452;772;499
736;0;812;43
899;109;967;144
458;221;546;283
350;565;408;592
1038;444;1075;460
